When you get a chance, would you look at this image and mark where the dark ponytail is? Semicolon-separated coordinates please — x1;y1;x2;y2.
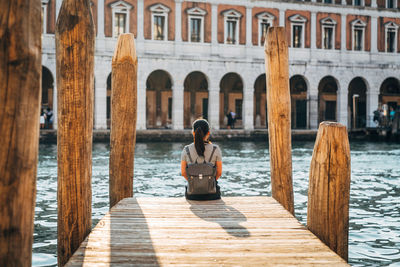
193;119;210;157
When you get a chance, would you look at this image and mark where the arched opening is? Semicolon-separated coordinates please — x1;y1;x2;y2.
348;77;367;129
184;72;209;129
107;73;112;129
318;76;338;123
380;77;400;111
146;70;173;129
253;74;267;128
290;75;308;129
219;73;243;129
41;66;54;129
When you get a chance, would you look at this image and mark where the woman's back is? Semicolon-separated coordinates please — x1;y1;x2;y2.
181;143;222;165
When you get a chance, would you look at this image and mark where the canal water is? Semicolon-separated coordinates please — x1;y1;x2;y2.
33;141;400;266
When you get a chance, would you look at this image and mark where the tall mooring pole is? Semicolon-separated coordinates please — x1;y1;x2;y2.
265;27;295;215
56;0;95;265
109;34;138;208
0;1;42;266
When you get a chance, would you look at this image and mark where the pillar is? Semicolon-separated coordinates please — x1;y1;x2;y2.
246;6;252;47
56;0;62;20
94;61;108;129
137;0;144;41
175;0;182;43
53;84;58;130
208;78;220;130
97;0;105;38
311;12;317;50
342;0;347;5
341;14;347;52
211;3;218;55
137;66;146;129
309;80;319;129
337;80;349;128
367;82;380;127
243;83;254;130
279;10;285;27
172;83;184;130
371;0;377;8
371;15;378;53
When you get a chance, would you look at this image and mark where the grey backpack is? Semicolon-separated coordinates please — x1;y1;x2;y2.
185;145;217;195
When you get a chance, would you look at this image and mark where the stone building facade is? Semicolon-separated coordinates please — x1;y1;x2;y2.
41;0;400;130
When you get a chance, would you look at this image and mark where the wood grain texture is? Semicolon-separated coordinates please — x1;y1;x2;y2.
55;0;95;265
66;197;349;266
0;0;41;265
307;122;351;261
265;27;294;215
109;33;137;208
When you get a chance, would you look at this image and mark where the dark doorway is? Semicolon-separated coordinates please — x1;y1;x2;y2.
146;70;173;128
348;77;367;129
184;71;209;128
220;73;243;128
318;76;338;123
290;75;308;129
296;100;307;128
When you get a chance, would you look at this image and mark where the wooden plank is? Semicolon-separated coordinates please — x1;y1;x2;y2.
66;197;349;266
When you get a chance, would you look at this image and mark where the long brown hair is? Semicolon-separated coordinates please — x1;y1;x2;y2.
193;119;210;157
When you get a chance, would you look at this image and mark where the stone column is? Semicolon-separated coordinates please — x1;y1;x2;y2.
243;83;254;130
371;0;377;8
56;0;62;20
208;78;220;130
52;84;58;130
97;0;105;38
337;79;349;128
341;14;347;52
211;3;218;55
246;6;252;47
311;12;317;50
311;0;316;2
367;83;380;127
137;64;146;130
279;9;285;27
94;61;108;129
137;0;144;41
175;0;183;42
371;15;378;53
309;81;319;130
342;0;347;5
172;83;184;130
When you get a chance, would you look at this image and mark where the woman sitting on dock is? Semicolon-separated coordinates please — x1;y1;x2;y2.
181;119;222;200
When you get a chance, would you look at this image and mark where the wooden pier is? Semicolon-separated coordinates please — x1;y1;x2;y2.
66;197;348;266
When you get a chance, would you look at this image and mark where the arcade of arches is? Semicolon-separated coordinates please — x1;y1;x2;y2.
43;66;400;130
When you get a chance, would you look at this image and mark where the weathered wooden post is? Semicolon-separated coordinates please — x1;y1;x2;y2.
307;121;351;261
109;34;138;208
264;27;294;215
56;0;95;265
0;1;41;266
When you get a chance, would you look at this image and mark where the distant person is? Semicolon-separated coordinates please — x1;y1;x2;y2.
40;110;45;129
390;107;395;121
46;108;53;129
181;119;222;200
230;111;236;129
226;111;233;129
373;109;380;126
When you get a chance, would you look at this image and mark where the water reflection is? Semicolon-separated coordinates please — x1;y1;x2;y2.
33;141;400;266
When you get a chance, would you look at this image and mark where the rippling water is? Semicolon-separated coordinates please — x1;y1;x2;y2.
33;141;400;266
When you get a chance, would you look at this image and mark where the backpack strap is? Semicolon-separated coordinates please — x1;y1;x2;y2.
208;145;217;163
185;146;193;164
